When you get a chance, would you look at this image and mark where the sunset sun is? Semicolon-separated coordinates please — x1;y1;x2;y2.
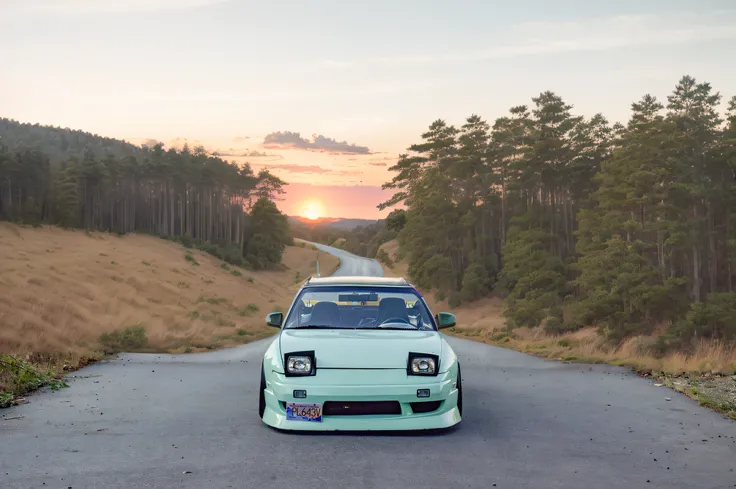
302;200;325;220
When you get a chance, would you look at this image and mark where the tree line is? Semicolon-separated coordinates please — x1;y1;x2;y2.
0;118;291;269
379;75;736;349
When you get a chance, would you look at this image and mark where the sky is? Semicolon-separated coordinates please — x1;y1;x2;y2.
2;0;736;219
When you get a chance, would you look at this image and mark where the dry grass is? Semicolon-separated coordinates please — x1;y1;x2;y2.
0;222;338;364
292;238;318;250
378;240;408;279
450;323;736;376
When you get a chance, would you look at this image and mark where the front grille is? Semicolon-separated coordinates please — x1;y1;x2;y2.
323;401;401;416
409;400;442;414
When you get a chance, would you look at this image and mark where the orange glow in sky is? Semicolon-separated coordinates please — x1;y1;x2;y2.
301;200;325;220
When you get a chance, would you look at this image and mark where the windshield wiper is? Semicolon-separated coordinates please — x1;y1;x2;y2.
293;324;335;329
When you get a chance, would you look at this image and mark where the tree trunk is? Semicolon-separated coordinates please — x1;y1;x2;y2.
708;203;717;294
691;204;701;302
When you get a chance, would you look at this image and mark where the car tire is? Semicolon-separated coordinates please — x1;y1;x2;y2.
258;363;266;419
457;363;463;417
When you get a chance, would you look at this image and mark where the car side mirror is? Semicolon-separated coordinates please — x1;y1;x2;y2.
266;312;283;328
436;312;456;329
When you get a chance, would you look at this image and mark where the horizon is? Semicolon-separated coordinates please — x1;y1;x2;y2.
3;0;736;219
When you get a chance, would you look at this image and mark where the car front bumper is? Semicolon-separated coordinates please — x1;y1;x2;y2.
261;368;461;431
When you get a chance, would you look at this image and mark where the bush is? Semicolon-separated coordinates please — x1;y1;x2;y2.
376;249;394;268
460;261;490;302
679;292;736;341
542;309;568;335
99;325;148;353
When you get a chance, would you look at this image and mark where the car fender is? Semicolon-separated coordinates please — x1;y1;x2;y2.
438;336;458;375
263;335;284;375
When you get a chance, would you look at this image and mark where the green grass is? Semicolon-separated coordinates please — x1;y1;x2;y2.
159;234;247;268
237;328;249;336
697;394;736;419
203;297;227;305
238;303;260;316
99;325;148;353
184;253;200;266
0;355;69;408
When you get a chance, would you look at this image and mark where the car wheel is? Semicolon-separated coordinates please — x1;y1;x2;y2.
457;363;463;417
258;363;266;419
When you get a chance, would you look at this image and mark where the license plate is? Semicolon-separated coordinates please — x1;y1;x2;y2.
285;402;323;422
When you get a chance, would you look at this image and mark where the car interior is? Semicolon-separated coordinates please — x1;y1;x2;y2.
293;296;432;329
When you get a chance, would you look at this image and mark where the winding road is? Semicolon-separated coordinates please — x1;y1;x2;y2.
314;242;384;277
2;246;735;489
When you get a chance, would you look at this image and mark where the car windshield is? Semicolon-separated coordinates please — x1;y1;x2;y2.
283;286;436;330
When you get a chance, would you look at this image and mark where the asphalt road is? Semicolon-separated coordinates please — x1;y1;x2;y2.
313;242;384;277
2;248;735;489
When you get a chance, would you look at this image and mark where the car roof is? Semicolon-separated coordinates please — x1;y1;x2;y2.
304;276;410;287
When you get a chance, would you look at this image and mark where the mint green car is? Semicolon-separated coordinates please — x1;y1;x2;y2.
258;276;462;431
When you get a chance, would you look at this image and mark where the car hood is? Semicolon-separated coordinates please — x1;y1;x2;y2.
279;329;442;369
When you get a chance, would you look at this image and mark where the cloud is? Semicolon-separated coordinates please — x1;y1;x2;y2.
365;156;394;167
263;131;372;155
141;138;163;148
265;164;332;174
4;0;228;15
253;164;364;177
213;149;282;159
318;11;736;68
167;137;205;150
232;136;250;143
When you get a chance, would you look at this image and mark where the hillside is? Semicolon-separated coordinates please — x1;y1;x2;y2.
0;117;143;166
0;222;338;363
0;117;292;273
288;216;377;230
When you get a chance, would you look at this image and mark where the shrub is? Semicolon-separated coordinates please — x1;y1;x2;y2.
99;326;148;353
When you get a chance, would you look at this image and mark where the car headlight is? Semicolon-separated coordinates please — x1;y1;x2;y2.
407;352;439;376
283;351;316;377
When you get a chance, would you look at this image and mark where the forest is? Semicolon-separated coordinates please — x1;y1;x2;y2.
0;118;292;269
376;75;736;350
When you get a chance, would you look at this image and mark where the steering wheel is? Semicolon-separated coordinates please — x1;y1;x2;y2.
378;316;412;326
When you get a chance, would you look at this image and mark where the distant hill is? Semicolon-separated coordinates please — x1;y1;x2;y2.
0;117;144;165
288;216;378;231
326;218;378;230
